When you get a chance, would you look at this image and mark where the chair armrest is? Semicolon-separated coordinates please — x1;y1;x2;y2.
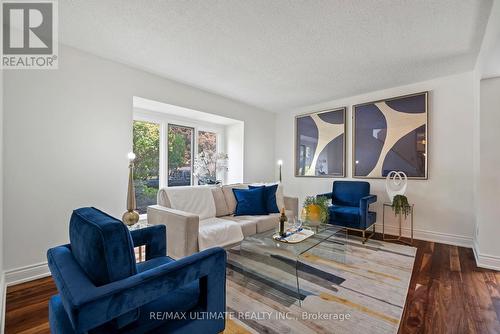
317;192;333;199
359;195;377;226
130;225;166;260
47;246;226;333
147;205;199;259
360;195;377;208
284;196;299;218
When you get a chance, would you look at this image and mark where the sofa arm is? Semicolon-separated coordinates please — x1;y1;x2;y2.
284;196;299;218
147;205;199;259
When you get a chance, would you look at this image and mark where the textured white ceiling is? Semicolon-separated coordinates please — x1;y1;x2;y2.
59;0;493;112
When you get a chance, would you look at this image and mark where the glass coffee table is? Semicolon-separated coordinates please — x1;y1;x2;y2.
227;223;346;306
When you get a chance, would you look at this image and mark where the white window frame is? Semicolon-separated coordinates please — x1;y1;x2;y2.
133;109;224;189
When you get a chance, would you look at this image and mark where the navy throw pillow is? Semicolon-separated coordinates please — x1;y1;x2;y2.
249;184;280;214
232;187;268;216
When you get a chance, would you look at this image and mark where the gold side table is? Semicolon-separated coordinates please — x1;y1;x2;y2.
382;202;414;245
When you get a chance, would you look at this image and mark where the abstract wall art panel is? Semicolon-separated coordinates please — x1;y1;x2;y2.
295;107;346;177
353;92;428;179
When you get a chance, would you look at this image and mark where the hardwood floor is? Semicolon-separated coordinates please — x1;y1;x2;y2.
4;235;500;334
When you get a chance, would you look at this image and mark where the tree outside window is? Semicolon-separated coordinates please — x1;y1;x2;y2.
168;125;193;187
133;121;160;214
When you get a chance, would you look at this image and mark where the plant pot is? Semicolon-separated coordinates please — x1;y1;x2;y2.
306;204;322;224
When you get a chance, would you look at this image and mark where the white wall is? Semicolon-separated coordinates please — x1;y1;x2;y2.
3;45;276;273
226;122;245;184
476;0;500;79
276;72;477;246
476;77;500;260
472;0;500;269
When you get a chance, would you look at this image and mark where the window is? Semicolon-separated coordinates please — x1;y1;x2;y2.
132;98;233;212
133;120;160;214
198;131;217;155
196;131;218;185
168;124;194;187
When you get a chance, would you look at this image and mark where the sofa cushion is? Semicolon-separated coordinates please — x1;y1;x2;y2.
329;205;375;229
250;183;285;211
69;207;137;287
255;214;279;233
222;216;257;236
198;218;244;250
249;184;279;214
233;187;268;216
211;187;230;217
222;184;247;214
226;213;291;234
329;206;360;224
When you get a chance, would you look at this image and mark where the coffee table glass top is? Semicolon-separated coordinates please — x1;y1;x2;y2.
241;223;344;257
228;223;347;306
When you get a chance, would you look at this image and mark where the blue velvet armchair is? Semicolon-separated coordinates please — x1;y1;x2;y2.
318;181;377;243
47;207;226;334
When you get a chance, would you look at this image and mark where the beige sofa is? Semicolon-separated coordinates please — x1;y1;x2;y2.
147;184;298;259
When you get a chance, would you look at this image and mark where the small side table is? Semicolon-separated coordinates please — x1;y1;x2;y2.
127;220;152;262
382;202;414;245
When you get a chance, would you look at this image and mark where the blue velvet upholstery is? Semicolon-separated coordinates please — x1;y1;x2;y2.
47;207;226;334
69;207;137;287
233;187;268;216
249;184;279;213
69;207;139;328
318;181;377;232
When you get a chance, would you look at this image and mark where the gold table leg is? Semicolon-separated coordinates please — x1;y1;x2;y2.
382;204;414;246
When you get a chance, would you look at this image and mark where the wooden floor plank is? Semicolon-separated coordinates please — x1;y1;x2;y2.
4;234;500;334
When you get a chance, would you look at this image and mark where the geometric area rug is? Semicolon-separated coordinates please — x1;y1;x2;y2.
225;236;416;334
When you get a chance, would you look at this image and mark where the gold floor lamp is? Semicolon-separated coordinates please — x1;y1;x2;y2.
122;152;140;226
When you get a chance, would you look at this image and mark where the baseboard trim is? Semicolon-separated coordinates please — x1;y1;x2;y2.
375;223;473;248
4;262;50;287
473;240;500;271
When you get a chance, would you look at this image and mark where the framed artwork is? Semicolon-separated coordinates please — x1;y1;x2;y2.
295;107;346;177
353;92;428;179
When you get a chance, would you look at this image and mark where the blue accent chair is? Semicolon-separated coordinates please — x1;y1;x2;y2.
318;181;377;243
47;207;226;334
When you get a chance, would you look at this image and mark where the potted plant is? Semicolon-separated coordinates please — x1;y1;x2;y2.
391;194;411;218
301;196;330;225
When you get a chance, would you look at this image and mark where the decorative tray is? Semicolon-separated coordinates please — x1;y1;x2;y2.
272;228;315;243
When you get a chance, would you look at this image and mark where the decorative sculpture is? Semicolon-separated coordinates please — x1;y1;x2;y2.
385;171;408;203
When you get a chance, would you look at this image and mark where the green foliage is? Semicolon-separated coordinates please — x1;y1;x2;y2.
303;195;330;224
391;195;411;218
168;131;187;170
133;121;160;213
134;180;157;214
133;121;159;181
